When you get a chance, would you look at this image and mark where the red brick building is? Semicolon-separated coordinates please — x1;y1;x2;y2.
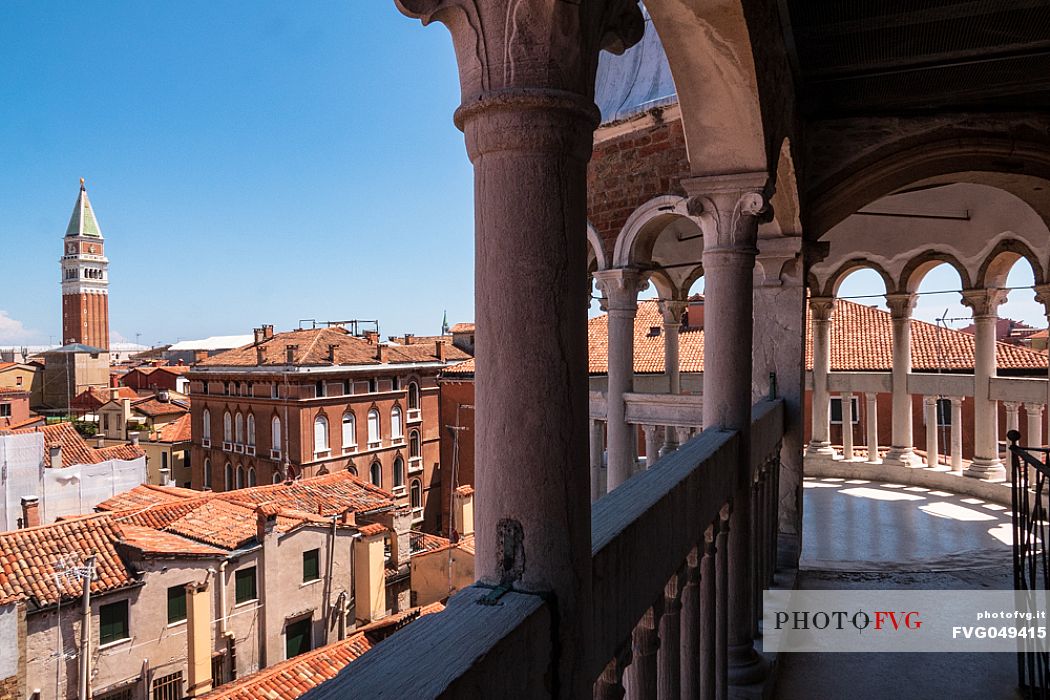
187;325;469;532
60;179;110;351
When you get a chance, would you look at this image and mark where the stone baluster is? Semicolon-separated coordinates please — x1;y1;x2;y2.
594;645;634;700
627;605;660;700
657;573;683;700
841;392;854;460
715;507;730;700
950;397;964;471
698;525;716;700
680;547;701;699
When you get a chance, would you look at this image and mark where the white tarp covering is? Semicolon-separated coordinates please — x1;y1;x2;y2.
0;433;146;529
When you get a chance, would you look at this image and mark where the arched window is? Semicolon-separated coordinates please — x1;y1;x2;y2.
410;479;422;509
247;467;257;487
409;430;421;458
235;413;244;444
271;416;281;454
202;409;211;441
236;466;244;489
247;413;256;446
342;412;357;449
367;409;381;444
391;406;403;440
370;462;382;488
203;458;212;489
393;456;405;488
272;470;282;484
223;411;232;442
314;414;329;454
224;462;233;491
408;382;420;410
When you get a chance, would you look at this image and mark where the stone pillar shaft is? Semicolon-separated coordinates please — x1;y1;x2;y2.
1025;403;1044;447
807;298;836;456
591;419;606;503
643;424;661;469
962;289;1007;479
924;396;940;467
841;392;854;460
865;392;880;463
950;397;964;472
884;294;920;466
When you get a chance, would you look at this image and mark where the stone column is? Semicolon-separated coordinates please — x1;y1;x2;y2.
1005;401;1020;436
595;268;648;490
1025;403;1044;447
884;293;921;467
394;3;645;695
923;396;939;467
591;419;606;502
840;392;854;460
807;297;837;458
961;288;1007;480
643;424;661;469
950;397;964;472
659;299;688;457
687;172;769;687
865;392;880;463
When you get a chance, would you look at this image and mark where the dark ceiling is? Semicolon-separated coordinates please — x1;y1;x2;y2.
780;0;1050;117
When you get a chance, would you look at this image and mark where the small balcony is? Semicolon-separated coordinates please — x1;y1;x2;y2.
269;448;281;461
407;408;422;423
408;456;423;474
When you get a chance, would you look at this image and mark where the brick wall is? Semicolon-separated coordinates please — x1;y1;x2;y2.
587;116;690;251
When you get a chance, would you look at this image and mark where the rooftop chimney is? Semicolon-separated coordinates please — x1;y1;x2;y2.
193;350;208;363
376;344;385;362
253;327;265;344
95;436;105;449
286;345;298;365
436;340;446;362
263;325;274;340
48;444;62;468
158;388;170;402
129;432;140;446
256;345;265;365
403;333;414;345
20;496;40;528
328;344;338;363
363;330;378;344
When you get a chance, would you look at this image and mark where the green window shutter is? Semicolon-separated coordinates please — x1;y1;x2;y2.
167;585;187;624
302;549;320;583
235;567;257;604
99;600;129;645
285;617;312;659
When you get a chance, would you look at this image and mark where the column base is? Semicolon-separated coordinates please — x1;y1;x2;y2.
882;447;922;468
964;458;1006;481
728;642;769;688
806;441;836;458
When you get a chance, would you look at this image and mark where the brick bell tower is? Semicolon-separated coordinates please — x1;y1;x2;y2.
60;178;110;350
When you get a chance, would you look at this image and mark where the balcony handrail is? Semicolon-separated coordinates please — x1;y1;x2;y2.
304;398;785;699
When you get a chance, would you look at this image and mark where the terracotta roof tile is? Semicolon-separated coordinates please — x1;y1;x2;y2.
450;323;475;333
224;470;395;517
196;326;469;368
117;525;227;557
96;484;202;512
0;515;135;607
130;397;189;418
445;298;1048;377
6;423;144;467
154;413;192;443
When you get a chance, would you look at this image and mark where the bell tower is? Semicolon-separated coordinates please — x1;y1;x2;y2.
60;178;110;350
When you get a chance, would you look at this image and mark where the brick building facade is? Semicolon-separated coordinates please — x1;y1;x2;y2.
187;325;468;533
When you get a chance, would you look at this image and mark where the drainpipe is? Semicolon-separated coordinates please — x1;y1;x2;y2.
336;591;347;641
324;515;337;645
79;554;96;700
217;560;229;638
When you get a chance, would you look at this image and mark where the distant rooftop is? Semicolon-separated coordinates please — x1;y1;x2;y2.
168;335;254;351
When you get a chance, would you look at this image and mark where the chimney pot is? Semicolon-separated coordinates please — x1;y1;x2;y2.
256;346;265;365
328;344;338;363
404;334;413;345
129;432;140;446
20;496;40;528
263;325;274;340
193;349;208;363
286;345;297;365
253;328;264;344
95;436;105;448
436;340;446;362
376;344;385;362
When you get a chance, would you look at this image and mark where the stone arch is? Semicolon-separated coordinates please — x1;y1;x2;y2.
612;195;691;268
821;259;896;298
811;136;1050;237
587;222;609;273
644;0;771;176
898;251;973;293
976;238;1046;290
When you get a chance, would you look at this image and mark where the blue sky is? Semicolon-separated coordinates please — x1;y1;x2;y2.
0;4;1044;348
0;2;472;346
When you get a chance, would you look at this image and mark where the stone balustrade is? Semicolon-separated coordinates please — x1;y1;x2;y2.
303;400;784;700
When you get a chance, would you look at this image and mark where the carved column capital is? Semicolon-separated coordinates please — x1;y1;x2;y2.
683;173;772;255
1024;402;1044;416
657;298;688;326
885;292;917;320
960;288;1008;319
594;268;649;312
395;0;644;100
1033;284;1050;317
808;296;836;322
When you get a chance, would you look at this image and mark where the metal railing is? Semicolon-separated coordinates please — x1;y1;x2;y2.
1008;429;1050;699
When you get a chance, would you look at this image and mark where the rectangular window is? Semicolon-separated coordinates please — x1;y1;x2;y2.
316;380;325;398
302;549;320;583
285;617;312;659
829;397;859;425
99;600;130;645
391;376;400;391
271;383;279;399
167;585;187;624
16;375;22;386
161;452;169;470
151;671;183;700
368;378;377;393
234;567;257;604
0;404;10;418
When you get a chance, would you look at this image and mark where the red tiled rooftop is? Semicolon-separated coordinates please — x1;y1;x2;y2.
6;423;145;467
117;524;227;558
154;413;192;443
96;484;202;512
195;326;469;368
